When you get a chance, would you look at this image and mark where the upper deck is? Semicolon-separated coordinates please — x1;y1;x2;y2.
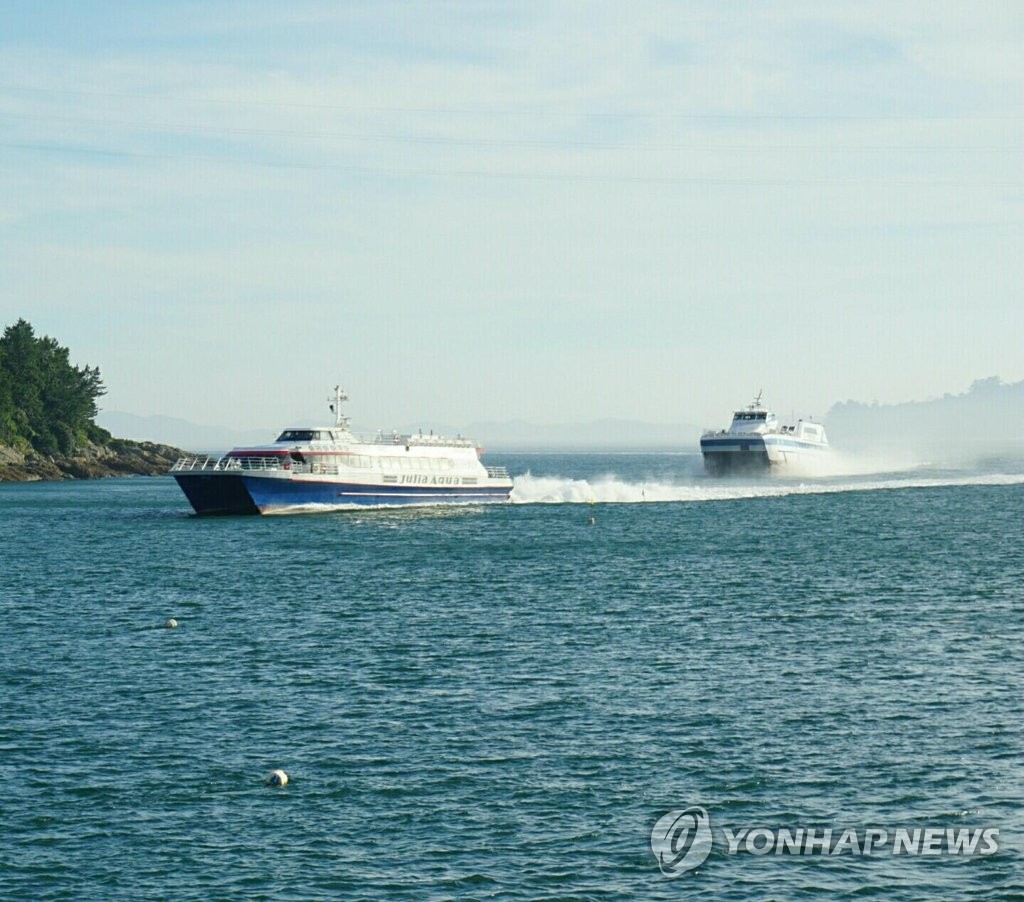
702;392;828;446
272;428;476;449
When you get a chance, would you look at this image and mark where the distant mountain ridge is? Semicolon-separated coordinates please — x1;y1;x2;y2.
98;411;702;452
97;412;278;452
101;377;1024;455
825;377;1024;451
405;417;701;451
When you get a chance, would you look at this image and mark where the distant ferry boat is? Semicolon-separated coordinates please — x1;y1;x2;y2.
170;387;513;514
700;393;829;474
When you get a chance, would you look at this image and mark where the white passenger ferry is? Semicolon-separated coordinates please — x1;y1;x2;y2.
170;387;513;514
700;393;829;474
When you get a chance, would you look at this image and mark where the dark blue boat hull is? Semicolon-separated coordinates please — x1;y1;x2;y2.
174;473;511;515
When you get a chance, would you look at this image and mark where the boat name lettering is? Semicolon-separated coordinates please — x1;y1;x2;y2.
400;474;463;485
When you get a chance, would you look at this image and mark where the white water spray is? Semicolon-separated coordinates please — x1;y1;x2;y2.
509;469;1024;505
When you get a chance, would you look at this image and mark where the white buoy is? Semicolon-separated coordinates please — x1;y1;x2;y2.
164;618;179;629
265;769;289;787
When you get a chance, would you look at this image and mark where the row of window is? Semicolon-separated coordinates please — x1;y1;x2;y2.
278;430;337;442
338;455;456;471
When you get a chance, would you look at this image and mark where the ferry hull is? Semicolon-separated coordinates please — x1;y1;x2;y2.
174;473;260;515
700;436;771;474
174;472;512;515
700;435;828;474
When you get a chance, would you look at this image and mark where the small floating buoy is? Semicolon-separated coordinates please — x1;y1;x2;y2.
265;769;289;788
587;516;596;526
164;618;178;629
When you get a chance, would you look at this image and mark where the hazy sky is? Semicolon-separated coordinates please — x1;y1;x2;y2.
1;2;1021;431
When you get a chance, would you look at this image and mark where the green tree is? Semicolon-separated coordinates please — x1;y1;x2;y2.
0;356;16;445
0;319;107;454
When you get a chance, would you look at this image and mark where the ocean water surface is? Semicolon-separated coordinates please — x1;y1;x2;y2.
2;452;1022;899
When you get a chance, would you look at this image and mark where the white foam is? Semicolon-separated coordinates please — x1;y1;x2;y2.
509;470;1024;505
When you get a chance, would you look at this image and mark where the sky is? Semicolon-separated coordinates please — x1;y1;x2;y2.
1;1;1021;433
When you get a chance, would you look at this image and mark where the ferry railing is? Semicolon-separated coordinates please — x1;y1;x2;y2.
171;455;353;476
171;455;296;473
170;455;222;472
172;455;509;481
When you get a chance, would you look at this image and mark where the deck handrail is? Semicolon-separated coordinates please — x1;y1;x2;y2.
172;455;511;481
170;455;292;473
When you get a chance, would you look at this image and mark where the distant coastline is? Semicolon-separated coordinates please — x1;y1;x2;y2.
97;410;705;455
96;377;1024;457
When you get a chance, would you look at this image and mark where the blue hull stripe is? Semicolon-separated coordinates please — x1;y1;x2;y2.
175;473;510;514
700;438;825;451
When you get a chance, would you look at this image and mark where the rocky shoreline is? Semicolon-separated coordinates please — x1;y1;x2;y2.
0;439;191;482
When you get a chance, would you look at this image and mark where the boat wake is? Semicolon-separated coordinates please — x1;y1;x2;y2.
509;470;1024;505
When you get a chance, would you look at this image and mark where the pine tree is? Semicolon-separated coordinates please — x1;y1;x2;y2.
0;319;107;454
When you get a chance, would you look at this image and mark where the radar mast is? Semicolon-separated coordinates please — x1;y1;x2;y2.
328;385;351;430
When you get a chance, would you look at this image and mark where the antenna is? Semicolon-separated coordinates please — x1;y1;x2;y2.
328;385;351;429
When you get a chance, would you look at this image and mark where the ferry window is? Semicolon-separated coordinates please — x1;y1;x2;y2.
757;412;766;419
277;430;314;442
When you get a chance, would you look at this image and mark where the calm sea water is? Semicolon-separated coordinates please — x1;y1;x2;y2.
2;453;1022;900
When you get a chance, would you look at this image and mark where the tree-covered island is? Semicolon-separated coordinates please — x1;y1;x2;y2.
0;319;188;481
